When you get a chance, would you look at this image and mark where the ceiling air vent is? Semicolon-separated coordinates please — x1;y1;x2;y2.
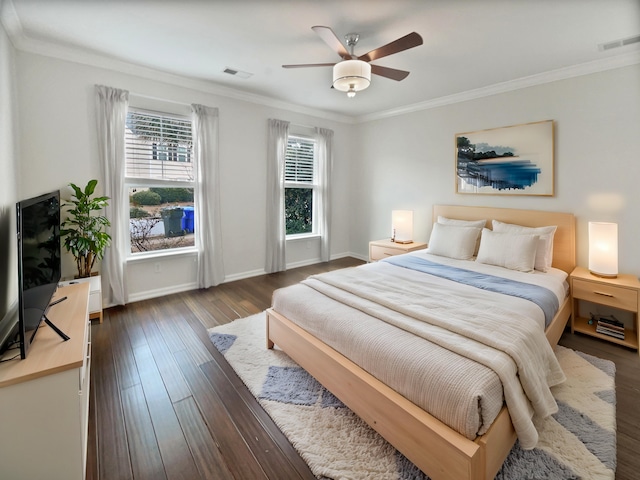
598;34;640;51
222;67;253;79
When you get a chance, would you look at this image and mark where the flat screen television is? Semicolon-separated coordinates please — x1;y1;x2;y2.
15;190;62;359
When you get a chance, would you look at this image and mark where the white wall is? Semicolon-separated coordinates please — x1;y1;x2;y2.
0;19;18;321
11;47;640;305
15;52;354;302
352;64;640;275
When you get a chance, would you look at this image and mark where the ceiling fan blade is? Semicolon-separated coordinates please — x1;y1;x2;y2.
370;64;410;81
312;26;351;59
282;63;336;68
358;32;423;63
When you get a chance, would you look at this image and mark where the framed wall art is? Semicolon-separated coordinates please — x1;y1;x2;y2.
455;120;554;195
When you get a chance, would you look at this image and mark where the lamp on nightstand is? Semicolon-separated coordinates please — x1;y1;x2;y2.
391;210;413;244
588;221;618;278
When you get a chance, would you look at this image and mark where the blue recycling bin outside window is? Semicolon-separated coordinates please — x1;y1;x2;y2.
182;206;195;233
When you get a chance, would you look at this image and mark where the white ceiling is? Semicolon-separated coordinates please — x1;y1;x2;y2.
2;0;640;120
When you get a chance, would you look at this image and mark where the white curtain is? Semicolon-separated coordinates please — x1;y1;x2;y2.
316;127;334;262
265;119;289;273
192;104;225;288
95;85;129;306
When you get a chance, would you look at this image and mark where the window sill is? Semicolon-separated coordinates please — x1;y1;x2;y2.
127;247;198;263
286;233;321;242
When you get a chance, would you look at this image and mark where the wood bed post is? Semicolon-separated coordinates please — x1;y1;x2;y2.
266;311;274;349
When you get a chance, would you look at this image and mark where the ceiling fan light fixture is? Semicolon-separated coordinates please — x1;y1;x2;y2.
333;60;371;96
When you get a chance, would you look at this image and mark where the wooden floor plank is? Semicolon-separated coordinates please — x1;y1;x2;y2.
123;303;151;349
138;306;193;403
133;343;201;480
179;292;222;329
91;311;134;480
200;359;316;479
152;303;191;354
174;349;269;480
159;300;214;366
108;307;141;390
173;396;237;480
121;383;168;480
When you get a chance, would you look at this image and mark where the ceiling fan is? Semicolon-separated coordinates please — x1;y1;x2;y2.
283;26;423;97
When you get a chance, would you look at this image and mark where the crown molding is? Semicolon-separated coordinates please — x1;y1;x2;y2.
356;50;640;123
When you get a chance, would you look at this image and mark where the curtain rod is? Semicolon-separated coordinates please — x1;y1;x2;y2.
290;121;334;132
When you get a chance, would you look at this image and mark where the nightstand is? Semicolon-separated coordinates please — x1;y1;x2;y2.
369;239;427;262
570;266;640;354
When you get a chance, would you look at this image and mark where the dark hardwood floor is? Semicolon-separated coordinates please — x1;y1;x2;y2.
87;257;640;480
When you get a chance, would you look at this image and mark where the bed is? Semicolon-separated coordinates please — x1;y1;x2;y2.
266;205;576;480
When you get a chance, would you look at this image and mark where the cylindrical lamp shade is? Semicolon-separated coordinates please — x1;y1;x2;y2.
332;60;371;93
588;222;618;278
392;210;413;244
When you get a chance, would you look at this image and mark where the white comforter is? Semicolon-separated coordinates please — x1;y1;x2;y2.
301;252;567;449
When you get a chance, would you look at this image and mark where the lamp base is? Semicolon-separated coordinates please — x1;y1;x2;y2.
589;270;618;279
393;239;413;244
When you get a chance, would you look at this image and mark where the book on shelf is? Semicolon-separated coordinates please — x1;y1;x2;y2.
592;314;626;339
596;325;625;339
598;317;624;328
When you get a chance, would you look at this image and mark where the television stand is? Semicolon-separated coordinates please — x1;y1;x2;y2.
43;314;70;341
0;282;91;480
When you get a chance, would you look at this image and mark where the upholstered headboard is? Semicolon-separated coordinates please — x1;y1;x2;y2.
432;205;576;274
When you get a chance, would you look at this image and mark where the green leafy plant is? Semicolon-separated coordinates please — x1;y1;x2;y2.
61;179;111;278
129;206;151;218
131;189;161;206
149;187;194;203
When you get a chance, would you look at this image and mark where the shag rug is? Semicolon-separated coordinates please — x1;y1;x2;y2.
208;313;616;480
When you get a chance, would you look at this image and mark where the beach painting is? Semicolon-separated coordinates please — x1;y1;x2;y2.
455;120;554;195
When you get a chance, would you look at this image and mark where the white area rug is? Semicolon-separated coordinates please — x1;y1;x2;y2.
209;313;616;480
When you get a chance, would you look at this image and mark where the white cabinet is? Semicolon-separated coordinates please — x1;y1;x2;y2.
0;282;91;480
60;275;103;323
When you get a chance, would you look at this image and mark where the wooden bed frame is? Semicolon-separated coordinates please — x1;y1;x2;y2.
266;205;576;480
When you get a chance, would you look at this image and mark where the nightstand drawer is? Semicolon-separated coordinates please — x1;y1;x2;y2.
370;245;403;261
572;278;638;312
369;240;427;262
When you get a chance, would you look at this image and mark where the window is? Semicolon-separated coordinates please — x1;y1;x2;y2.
125;108;196;254
285;135;317;236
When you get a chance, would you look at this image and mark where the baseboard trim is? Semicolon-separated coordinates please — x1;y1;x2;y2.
345;252;368;262
127;282;198;304
120;252;364;305
223;268;267;283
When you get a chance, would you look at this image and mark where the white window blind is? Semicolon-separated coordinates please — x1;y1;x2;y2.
125;109;193;181
285;137;315;184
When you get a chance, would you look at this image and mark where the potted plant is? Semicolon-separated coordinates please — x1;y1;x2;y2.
61;179;111;278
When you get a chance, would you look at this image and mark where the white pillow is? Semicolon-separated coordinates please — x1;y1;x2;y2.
476;229;539;272
428;223;481;260
437;216;486;254
437;216;486;229
492;220;557;272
